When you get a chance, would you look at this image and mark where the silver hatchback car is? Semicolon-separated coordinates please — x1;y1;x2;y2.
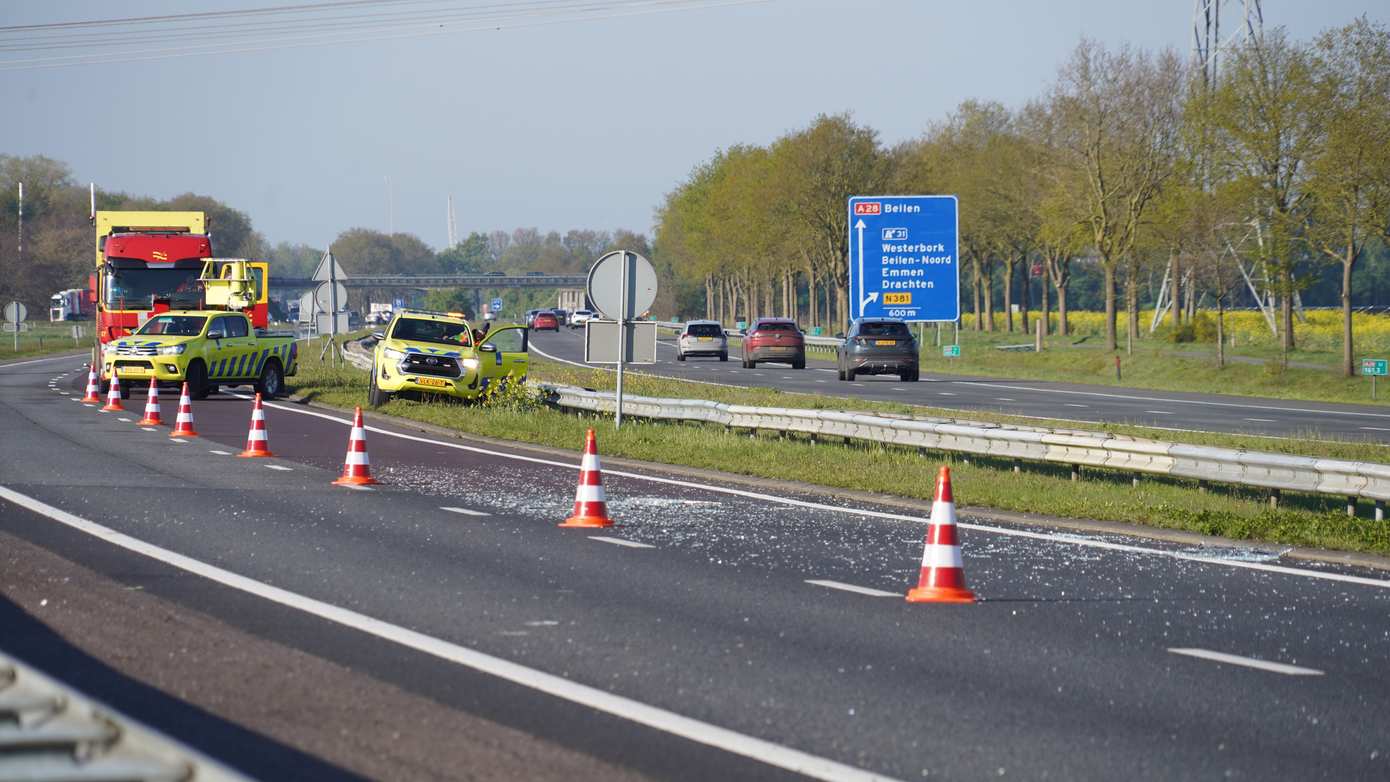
676;320;728;361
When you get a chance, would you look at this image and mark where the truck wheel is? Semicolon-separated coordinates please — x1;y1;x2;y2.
368;367;390;407
187;361;210;400
256;360;284;398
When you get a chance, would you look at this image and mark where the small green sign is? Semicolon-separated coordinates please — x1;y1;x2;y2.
943;345;961;358
1362;358;1388;377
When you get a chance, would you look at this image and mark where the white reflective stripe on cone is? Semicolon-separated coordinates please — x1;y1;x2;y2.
575;484;606;503
921;544;965;569
351;427;367;440
346;452;370;466
581;453;602;471
929;501;957;525
247;431;267;441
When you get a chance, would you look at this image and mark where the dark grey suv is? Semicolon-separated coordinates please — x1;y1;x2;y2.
837;318;919;382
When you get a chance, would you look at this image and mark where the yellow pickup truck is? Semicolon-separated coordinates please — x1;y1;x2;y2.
103;310;298;399
369;309;527;405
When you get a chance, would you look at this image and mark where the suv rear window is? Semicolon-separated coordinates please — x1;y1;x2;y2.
687;324;723;337
858;322;910;337
754;322;796;332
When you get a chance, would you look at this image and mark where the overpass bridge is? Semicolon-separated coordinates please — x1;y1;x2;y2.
270;274;588;291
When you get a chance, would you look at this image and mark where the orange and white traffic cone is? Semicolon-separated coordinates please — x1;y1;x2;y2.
100;375;124;412
169;383;199;438
560;428;614;528
905;466;977;604
332;407;377;486
81;368;102;404
238;393;274;457
137;379;163;426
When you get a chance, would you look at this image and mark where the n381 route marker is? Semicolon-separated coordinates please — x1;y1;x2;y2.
848;195;959;322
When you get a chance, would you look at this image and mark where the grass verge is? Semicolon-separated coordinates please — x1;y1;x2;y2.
289;337;1390;557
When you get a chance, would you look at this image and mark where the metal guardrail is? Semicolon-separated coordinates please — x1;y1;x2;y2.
537;385;1390;507
0;651;252;782
340;336;1389;509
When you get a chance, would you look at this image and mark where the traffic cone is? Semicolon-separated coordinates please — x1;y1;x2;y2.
169;383;199;438
137;379;163;426
905;466;976;604
81;368;102;404
332;407;377;486
237;394;274;457
100;375;124;412
560;428;614;528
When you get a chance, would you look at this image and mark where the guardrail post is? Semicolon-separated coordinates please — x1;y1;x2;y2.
1347;496;1357;517
1268;488;1281;510
1376;500;1385;521
1197;480;1208;493
1070;464;1081;481
1012;459;1021;474
1132;474;1140;487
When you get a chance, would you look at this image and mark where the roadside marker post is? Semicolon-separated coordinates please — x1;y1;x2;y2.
1362;358;1387;400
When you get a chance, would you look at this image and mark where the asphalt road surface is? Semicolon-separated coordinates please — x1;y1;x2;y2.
2;351;1390;780
530;328;1390;442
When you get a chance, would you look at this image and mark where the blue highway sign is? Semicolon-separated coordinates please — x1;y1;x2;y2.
491;297;504;311
848;195;959;322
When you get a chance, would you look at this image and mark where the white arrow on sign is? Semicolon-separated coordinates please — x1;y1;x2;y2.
855;219;877;313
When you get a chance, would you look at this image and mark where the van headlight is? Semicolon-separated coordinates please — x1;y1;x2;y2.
462;357;480;370
157;344;186;355
382;347;406;361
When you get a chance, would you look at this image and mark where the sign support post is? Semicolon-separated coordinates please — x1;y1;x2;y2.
585;250;658;432
616;251;629;429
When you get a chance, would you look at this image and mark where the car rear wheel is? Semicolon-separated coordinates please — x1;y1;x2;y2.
843;366;855;382
719;351;728;362
792;356;805;370
676;350;686;361
742;356;754;369
256;360;284;398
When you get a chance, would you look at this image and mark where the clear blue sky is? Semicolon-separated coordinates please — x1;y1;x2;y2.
2;1;1382;249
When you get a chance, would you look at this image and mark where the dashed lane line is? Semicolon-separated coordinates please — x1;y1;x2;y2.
209;449;232;456
249;398;1390;591
589;536;656;549
441;506;489;516
805;580;899;598
0;485;892;782
264;464;293;471
1167;648;1323;676
1144;410;1174;415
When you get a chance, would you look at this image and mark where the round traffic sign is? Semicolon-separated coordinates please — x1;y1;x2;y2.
586;251;657;321
3;301;26;323
313;282;349;312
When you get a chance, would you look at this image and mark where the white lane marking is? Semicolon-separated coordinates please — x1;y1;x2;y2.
1144;410;1173;415
209;449;232;455
170;438;189;444
441;506;489;516
1065;403;1088;408
938;392;956;396
118;417;132;422
996;397;1015;402
1245;418;1276;423
58;391;70;395
1361;426;1390;432
343;485;375;492
956;379;1390;420
814;368;836;373
265;464;293;471
806;579;899;598
1167;648;1323;676
589;536;656;549
253;400;1390;591
0;355;84;370
141;427;157;432
893;387;906;391
0;486;891;782
816;380;827;384
781;376;794;380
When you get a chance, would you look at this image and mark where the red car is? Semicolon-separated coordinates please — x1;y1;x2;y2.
742;317;805;369
533;311;559;331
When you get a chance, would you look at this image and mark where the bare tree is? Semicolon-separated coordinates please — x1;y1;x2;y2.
1050;40;1185;351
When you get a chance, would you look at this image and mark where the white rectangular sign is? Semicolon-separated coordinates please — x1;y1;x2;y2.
584;320;657;364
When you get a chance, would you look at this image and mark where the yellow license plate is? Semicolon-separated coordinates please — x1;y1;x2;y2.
119;368;149;375
415;377;448;388
874;340;896;346
698;337;713;342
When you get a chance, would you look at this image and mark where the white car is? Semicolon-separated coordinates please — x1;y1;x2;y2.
676;320;728;361
569;309;595;329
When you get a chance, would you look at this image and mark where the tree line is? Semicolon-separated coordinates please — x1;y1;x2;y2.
654;18;1390;375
